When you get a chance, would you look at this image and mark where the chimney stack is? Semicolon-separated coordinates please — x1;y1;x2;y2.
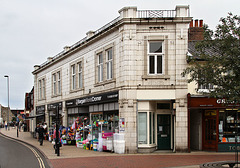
188;19;204;41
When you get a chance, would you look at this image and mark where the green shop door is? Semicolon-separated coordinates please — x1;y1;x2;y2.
157;114;171;150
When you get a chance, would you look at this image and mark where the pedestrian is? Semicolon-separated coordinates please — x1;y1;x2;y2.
35;124;40;140
4;121;7;130
38;125;44;146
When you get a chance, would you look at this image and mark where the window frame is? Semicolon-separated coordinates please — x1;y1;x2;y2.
71;64;76;90
70;59;84;92
78;61;83;89
97;52;103;82
52;70;61;97
147;41;164;75
106;48;113;80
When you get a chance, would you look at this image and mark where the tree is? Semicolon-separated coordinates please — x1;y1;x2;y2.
183;13;240;103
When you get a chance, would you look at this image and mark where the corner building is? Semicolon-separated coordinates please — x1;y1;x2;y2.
32;6;191;153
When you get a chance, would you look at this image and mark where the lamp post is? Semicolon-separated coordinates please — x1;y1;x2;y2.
4;75;10;131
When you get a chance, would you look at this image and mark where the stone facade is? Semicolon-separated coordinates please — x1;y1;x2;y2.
32;5;191;153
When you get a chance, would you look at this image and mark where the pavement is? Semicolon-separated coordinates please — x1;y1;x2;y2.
0;127;239;168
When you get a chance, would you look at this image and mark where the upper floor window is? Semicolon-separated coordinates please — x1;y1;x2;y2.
95;45;114;84
197;70;214;92
106;48;113;80
53;73;57;95
148;41;164;75
71;65;76;90
38;78;46;100
57;71;61;94
70;59;84;92
52;70;61;96
97;53;103;82
78;62;83;88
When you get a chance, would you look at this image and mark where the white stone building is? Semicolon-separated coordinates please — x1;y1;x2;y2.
32;5;191;153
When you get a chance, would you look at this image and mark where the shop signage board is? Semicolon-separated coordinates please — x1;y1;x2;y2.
188;96;240;109
36;105;45;115
218;143;240;152
66;91;118;107
47;102;62;111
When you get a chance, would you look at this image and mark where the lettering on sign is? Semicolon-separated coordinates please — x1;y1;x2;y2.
76;96;102;105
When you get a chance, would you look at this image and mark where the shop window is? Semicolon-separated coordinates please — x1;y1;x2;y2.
219;109;240;143
148;41;164;75
138;112;147;144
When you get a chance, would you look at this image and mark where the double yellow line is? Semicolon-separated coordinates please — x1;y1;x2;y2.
0;134;46;168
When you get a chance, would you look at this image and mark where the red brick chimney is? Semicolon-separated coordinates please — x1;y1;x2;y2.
188;19;204;41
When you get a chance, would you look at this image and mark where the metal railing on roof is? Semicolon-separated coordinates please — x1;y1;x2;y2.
137;10;176;18
38;9;177;68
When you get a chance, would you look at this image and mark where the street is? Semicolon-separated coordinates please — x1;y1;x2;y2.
0;132;50;168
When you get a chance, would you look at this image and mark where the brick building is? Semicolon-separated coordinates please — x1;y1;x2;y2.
32;5;191;153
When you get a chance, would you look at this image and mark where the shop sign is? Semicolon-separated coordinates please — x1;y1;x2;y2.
66;91;118;107
36;105;45;115
218;143;240;152
47;102;62;111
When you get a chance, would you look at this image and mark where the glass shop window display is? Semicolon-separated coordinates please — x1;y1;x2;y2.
219;109;240;143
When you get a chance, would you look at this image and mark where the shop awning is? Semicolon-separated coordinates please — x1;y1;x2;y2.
25;114;45;119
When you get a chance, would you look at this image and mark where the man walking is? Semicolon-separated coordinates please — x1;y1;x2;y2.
38;125;44;146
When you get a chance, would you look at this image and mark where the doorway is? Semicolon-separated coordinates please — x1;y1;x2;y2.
203;110;217;151
157;114;171;150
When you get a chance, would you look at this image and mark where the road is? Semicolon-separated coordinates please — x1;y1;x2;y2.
0;133;50;168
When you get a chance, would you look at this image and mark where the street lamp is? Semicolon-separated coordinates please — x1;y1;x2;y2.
4;75;9;131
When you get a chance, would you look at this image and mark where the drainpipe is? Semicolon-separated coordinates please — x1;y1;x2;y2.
136;101;139;153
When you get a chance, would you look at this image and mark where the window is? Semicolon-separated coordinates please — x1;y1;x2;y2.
57;72;61;94
52;71;61;96
219;109;240;143
138;112;147;144
78;62;83;89
38;80;42;99
106;48;113;80
148;41;164;75
70;60;84;92
197;70;214;91
38;78;46;100
97;53;103;82
42;78;45;99
53;73;57;95
71;65;76;90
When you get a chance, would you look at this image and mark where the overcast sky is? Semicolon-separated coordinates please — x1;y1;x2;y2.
0;0;239;109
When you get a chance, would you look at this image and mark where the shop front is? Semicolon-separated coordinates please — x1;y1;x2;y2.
47;102;63;132
188;94;240;152
137;101;175;153
65;91;119;142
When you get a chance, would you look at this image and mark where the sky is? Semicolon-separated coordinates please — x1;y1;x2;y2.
0;0;239;109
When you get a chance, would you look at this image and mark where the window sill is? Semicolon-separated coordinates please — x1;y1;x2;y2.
197;89;214;93
94;79;116;87
51;94;62;98
142;75;170;79
138;144;156;148
70;88;84;93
